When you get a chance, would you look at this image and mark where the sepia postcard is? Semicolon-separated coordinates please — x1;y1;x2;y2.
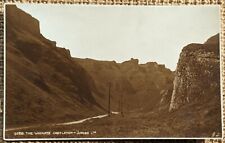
3;3;223;140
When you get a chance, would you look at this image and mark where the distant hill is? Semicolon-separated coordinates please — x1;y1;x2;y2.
74;58;174;111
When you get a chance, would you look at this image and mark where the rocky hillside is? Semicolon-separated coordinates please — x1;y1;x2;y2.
6;5;104;127
74;58;174;111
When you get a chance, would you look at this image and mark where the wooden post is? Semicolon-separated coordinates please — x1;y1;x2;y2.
108;82;111;116
121;94;124;117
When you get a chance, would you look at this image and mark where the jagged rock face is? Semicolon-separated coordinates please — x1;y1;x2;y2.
75;58;174;111
159;86;173;106
6;5;103;127
169;34;220;111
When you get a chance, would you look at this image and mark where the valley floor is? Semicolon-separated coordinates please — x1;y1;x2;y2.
5;103;222;139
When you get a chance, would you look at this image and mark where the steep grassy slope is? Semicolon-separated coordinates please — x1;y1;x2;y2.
6;5;104;128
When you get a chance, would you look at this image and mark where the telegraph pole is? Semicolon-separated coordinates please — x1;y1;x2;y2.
108;82;111;116
121;94;124;117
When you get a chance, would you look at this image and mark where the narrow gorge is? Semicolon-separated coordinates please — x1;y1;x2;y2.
5;5;222;138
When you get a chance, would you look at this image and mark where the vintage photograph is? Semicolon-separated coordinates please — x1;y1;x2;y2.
4;3;222;139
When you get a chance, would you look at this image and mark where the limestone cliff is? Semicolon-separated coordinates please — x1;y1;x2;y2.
169;34;220;111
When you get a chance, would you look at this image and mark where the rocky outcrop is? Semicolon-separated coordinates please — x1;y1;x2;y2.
164;34;222;137
159;86;173;106
169;34;220;111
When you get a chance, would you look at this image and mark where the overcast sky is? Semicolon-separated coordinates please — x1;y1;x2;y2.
16;4;220;70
